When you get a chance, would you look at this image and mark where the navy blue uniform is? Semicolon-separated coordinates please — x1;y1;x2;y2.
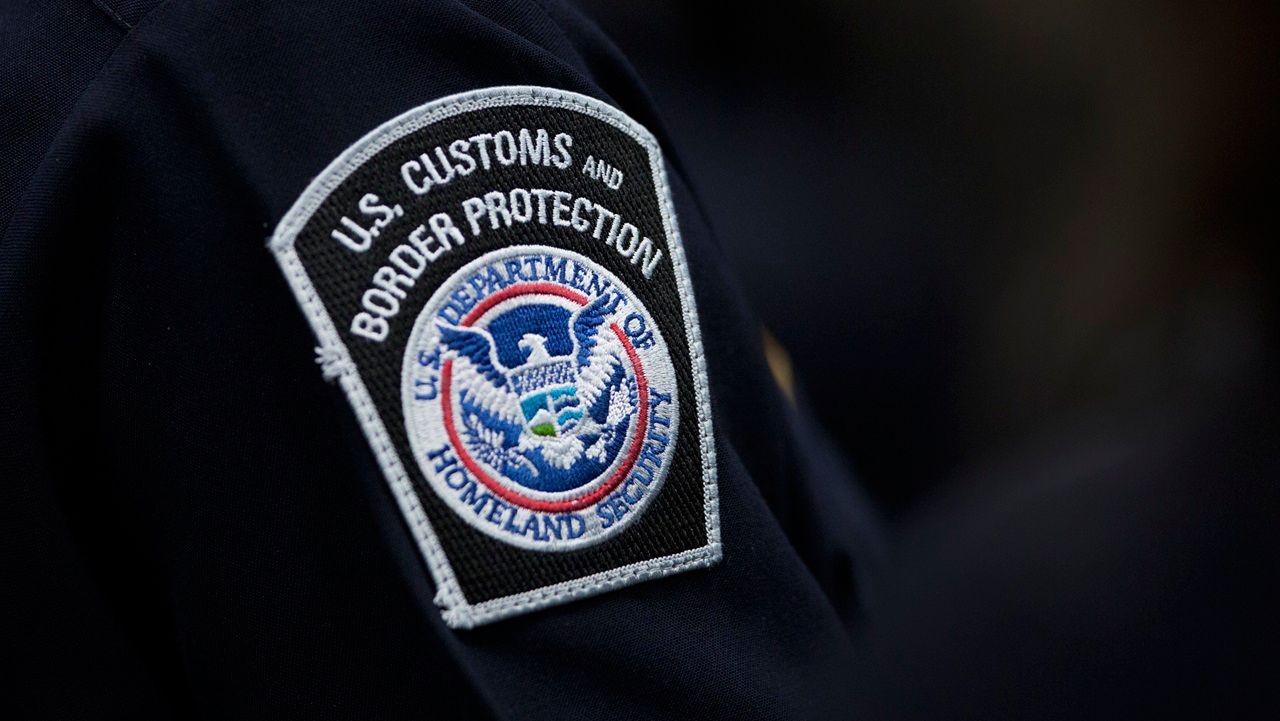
1;1;883;718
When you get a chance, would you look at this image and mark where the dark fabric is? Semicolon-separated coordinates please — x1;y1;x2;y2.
849;383;1280;720
1;1;883;719
0;0;123;229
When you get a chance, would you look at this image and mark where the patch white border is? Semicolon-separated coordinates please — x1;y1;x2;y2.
268;86;721;629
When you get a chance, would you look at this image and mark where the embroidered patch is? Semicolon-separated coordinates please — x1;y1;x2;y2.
269;86;720;628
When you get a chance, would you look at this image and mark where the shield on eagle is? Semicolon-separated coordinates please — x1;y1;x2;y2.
507;342;584;437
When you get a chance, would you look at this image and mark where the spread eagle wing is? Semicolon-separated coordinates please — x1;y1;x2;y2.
572;294;618;369
437;324;505;386
436;324;523;427
570;295;626;414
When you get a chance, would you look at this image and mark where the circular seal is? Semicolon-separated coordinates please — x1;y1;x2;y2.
402;245;679;551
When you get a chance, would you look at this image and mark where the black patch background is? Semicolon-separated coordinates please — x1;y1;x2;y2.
293;102;707;604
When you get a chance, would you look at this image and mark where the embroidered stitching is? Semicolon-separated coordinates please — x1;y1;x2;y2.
269;86;720;628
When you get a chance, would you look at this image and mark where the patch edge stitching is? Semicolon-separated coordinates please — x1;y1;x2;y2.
268;84;720;628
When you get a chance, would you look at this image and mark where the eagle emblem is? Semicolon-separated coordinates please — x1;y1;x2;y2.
436;293;639;493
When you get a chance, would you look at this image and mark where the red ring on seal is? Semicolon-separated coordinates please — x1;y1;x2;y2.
439;283;650;513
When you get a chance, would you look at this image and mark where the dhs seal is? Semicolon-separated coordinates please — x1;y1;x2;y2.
402;245;679;550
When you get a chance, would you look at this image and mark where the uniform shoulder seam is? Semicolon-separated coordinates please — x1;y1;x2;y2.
86;0;168;32
87;0;131;31
1;0;172;242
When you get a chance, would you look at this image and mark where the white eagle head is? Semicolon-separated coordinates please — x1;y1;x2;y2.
517;333;553;364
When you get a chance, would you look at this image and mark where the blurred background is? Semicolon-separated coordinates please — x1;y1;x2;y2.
575;0;1276;516
574;1;1277;715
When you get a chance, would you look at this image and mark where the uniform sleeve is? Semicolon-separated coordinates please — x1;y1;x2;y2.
3;1;883;718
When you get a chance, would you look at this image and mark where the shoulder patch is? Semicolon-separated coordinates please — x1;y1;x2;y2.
269;86;720;628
